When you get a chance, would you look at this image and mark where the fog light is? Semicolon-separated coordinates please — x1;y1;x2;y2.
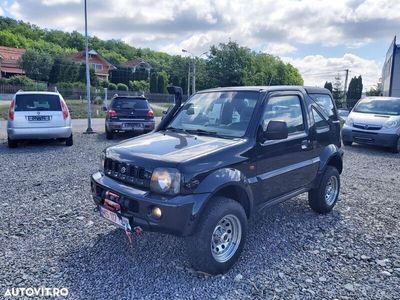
151;206;162;219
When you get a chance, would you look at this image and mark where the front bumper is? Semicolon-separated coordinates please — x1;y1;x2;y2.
7;126;72;140
342;125;399;148
106;120;155;132
91;172;210;236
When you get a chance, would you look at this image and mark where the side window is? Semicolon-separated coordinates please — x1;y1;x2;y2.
262;95;305;135
312;107;329;131
309;94;335;117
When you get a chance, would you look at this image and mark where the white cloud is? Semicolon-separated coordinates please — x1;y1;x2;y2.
264;43;297;55
284;54;382;90
0;6;3;16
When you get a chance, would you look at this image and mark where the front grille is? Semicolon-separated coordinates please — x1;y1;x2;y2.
353;124;382;130
104;158;152;188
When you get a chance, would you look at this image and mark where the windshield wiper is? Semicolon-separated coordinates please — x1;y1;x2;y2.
165;127;189;133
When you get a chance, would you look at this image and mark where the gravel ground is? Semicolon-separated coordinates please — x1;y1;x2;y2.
0;134;399;300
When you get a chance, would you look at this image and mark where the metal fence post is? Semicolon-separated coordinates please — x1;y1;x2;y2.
104;87;108;108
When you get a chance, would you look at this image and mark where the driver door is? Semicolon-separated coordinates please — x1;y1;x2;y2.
253;92;319;203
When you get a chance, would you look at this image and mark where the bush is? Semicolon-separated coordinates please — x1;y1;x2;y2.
0;77;9;84
117;83;128;91
8;75;35;86
108;82;117;90
129;80;149;92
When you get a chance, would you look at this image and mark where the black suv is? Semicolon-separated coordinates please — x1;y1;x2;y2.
104;95;155;139
91;86;343;274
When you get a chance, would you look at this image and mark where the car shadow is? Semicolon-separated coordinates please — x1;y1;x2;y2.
0;138;69;154
59;196;344;298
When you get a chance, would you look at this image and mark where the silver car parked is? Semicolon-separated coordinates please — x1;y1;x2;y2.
7;91;73;148
341;97;400;153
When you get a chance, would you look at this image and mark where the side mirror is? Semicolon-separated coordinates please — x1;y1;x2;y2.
261;120;288;142
102;106;107;112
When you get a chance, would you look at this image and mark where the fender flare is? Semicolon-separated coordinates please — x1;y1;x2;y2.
193;168;255;218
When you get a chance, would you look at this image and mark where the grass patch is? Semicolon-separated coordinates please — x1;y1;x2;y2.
0;100;172;120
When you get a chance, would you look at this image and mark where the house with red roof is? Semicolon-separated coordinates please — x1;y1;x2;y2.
69;49;116;81
0;46;26;77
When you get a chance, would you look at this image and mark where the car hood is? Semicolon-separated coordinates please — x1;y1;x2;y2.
349;111;399;126
106;131;245;165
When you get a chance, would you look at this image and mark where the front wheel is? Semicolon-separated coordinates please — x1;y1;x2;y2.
185;197;247;274
342;140;352;146
391;137;400;153
308;166;340;214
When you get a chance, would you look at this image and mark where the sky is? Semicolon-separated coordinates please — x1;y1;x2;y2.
1;0;399;90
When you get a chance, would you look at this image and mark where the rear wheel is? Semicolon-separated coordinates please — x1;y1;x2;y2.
105;127;114;140
7;137;18;148
391;137;400;153
309;166;340;214
185;197;247;274
66;134;73;146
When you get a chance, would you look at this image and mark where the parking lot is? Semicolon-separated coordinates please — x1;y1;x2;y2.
0;127;399;299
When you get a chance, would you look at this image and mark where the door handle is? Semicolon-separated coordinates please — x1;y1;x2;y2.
301;140;311;150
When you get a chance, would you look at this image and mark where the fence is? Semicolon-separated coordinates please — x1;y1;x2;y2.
0;83;187;103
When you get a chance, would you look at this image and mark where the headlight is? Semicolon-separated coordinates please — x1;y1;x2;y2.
345;117;353;126
383;119;400;129
150;168;181;195
100;151;106;171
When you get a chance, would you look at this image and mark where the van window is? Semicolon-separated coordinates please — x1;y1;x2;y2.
309;94;335;117
15;94;61;111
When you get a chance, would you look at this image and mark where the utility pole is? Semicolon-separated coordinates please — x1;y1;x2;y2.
187;62;191;96
84;0;94;134
192;58;196;94
343;69;349;109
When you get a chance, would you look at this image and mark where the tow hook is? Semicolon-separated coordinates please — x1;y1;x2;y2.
125;226;143;247
133;226;143;236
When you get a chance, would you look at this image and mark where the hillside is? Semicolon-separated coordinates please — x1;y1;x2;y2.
0;16;303;91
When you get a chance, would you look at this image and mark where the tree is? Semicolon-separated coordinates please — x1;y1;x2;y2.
157;75;165;94
346;76;363;108
150;73;158;93
324;81;333;93
366;84;381;96
19;49;54;81
332;74;344;107
206;41;252;87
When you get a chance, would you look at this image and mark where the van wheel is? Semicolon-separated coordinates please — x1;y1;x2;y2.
185;197;247;274
308;166;340;214
8;137;18;148
66;134;73;146
391;137;400;153
342;140;352;146
105;128;113;140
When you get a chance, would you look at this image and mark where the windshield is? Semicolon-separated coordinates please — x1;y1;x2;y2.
353;98;400;116
15;94;61;111
112;98;149;110
168;91;259;137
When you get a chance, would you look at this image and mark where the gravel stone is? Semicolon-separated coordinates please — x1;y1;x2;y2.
0;135;399;299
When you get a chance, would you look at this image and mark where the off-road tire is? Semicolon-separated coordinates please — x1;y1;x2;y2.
309;166;340;214
185;197;247;275
342;140;352;146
